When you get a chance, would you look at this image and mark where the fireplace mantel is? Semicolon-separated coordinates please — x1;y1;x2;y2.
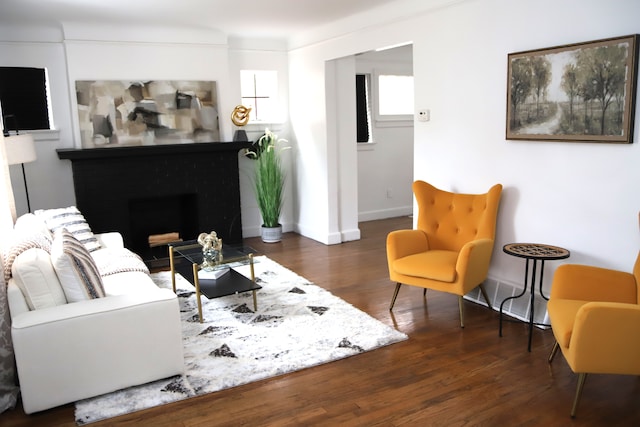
57;141;253;260
57;141;250;160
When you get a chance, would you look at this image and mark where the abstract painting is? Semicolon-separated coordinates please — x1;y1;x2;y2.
76;80;220;148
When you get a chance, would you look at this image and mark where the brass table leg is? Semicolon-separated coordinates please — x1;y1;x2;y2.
169;245;176;293
249;253;257;311
193;262;203;323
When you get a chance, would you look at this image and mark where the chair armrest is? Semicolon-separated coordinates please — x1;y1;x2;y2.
569;302;640;374
95;232;124;249
456;238;494;288
386;229;429;262
550;264;637;303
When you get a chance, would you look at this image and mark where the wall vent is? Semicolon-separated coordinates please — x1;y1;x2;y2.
464;277;549;327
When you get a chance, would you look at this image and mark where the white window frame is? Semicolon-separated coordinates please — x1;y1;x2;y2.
240;70;278;124
373;69;414;124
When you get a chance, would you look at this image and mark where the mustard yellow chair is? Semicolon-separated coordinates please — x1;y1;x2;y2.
386;181;503;327
547;251;640;418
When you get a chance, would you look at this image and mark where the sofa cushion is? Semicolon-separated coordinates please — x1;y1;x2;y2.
101;271;161;296
393;250;458;282
51;229;105;302
35;206;101;252
11;248;67;310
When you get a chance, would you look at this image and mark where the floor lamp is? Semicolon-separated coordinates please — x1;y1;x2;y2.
3;133;37;212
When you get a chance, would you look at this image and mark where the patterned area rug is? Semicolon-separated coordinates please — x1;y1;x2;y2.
75;256;408;425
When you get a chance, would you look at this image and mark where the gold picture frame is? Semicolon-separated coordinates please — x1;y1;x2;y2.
506;34;639;143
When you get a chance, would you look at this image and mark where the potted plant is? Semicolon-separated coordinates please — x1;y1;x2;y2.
246;128;288;242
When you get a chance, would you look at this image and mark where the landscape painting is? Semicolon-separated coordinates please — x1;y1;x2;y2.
506;35;638;143
76;80;220;148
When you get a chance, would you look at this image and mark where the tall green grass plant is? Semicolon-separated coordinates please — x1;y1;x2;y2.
250;129;288;228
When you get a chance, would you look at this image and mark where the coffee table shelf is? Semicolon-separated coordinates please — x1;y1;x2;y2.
168;241;261;323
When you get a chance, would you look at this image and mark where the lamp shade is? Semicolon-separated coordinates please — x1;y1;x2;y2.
4;134;36;165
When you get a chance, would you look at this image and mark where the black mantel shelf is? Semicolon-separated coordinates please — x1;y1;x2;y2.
57;141;253;261
57;141;252;160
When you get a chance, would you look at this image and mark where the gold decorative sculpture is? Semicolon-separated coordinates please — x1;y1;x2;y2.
197;231;223;270
231;105;252;141
231;105;252;126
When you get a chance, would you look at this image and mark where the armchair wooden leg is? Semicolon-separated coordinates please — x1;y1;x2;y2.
458;296;465;328
479;284;492;309
390;283;402;310
548;341;560;363
571;373;587;418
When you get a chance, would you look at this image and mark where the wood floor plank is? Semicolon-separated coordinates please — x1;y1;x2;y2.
2;217;639;426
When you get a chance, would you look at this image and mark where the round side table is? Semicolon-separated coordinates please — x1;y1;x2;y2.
500;243;570;352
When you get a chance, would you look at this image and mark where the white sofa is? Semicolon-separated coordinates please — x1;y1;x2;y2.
4;210;184;414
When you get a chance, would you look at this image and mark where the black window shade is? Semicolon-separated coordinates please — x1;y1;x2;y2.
0;67;50;131
356;74;369;143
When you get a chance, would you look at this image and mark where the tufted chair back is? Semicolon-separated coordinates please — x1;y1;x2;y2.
414;181;503;252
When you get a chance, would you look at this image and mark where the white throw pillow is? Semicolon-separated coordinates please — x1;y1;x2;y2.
35;206;101;252
11;248;67;310
51;229;105;302
14;213;51;237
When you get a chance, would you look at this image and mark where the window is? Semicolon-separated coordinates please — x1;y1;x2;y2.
0;67;52;132
377;74;414;117
356;71;413;143
240;70;277;123
356;74;372;143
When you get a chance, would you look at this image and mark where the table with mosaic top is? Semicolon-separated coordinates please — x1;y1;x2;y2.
499;243;570;351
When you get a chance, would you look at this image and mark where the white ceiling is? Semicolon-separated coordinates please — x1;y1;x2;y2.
0;0;412;40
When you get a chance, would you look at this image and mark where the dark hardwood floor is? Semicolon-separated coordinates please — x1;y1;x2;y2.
3;217;640;426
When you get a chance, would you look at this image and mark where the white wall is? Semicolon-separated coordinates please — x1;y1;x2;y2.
0;25;293;238
287;0;640;292
356;47;414;222
227;38;293;236
326;56;360;241
0;39;75;213
288;21;415;244
412;0;640;286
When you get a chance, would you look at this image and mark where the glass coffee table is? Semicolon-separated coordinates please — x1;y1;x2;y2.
168;241;261;323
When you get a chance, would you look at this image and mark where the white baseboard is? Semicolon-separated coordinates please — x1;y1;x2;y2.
358;206;412;222
341;228;361;242
291;223;342;245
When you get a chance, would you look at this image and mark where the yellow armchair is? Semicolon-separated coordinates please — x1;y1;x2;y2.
547;251;640;418
386;181;503;327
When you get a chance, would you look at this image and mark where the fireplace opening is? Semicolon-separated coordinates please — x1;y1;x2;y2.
129;194;199;261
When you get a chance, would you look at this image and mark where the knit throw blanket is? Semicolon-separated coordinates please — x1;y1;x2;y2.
2;232;53;283
3;240;148;284
91;248;150;277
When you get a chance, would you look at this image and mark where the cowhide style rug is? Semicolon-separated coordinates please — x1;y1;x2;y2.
75;256;407;425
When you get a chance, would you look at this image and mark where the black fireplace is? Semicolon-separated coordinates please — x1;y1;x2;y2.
57;141;252;261
128;193;200;260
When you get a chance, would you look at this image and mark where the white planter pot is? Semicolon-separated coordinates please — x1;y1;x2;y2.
261;224;282;243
